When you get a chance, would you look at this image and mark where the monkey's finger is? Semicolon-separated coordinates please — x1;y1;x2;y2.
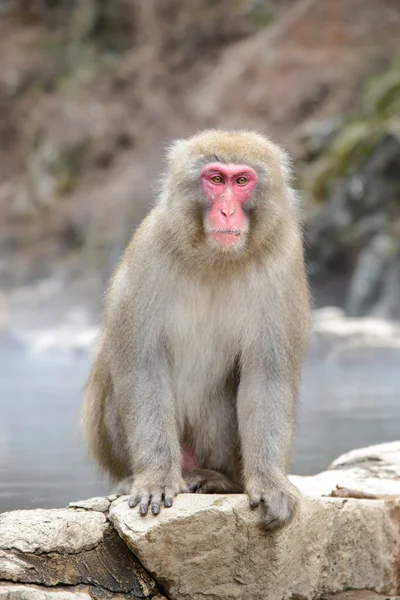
128;494;140;508
164;486;178;508
151;491;163;515
164;495;173;508
249;492;262;509
139;493;150;516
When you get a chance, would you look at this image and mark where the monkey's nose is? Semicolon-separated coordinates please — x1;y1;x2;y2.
220;208;236;217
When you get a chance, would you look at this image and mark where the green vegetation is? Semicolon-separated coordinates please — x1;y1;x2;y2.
306;58;400;202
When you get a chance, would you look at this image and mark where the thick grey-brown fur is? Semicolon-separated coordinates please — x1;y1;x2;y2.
81;129;311;531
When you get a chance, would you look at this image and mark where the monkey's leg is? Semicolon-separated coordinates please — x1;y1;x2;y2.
237;354;300;532
187;387;242;493
183;469;242;493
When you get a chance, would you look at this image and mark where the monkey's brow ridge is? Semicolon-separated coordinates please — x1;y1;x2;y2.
200;153;261;171
198;154;223;166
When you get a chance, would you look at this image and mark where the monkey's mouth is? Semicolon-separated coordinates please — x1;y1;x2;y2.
209;229;242;248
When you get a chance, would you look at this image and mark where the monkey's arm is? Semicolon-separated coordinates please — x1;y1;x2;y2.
106;246;188;516
237;270;308;531
114;347;187;516
237;357;301;531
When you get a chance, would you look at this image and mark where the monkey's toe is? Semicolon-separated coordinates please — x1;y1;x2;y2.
128;493;140;508
184;469;242;494
164;496;173;508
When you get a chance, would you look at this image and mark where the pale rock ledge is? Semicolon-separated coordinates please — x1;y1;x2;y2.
1;442;400;600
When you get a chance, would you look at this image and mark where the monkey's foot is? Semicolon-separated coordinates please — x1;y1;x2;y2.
127;476;189;517
246;475;300;532
183;469;242;494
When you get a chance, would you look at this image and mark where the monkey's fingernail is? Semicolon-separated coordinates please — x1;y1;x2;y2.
250;500;260;509
139;504;149;516
164;497;173;508
152;504;160;515
129;497;138;508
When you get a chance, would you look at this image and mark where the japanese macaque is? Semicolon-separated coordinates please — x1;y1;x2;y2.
81;129;310;531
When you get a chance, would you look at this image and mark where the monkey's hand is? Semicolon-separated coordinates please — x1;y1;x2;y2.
246;474;300;532
128;474;189;517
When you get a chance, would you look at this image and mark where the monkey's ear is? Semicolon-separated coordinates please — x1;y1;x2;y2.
279;149;294;186
280;149;302;214
166;139;187;164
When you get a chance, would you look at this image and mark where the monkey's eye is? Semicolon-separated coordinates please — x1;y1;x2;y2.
236;176;248;185
210;175;224;184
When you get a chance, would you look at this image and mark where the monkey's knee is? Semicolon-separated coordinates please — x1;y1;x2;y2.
183;469;242;494
114;476;133;496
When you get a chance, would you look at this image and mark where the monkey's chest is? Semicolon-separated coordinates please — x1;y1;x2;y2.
167;290;241;391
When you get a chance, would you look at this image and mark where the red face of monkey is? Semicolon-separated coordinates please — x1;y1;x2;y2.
200;163;257;248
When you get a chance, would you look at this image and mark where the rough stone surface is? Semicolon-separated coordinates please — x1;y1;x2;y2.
0;506;164;599
4;586;394;600
68;496;111;512
109;493;400;600
291;441;400;498
0;583;91;599
330;441;400;471
0;583;168;599
323;592;399;600
0;508;107;555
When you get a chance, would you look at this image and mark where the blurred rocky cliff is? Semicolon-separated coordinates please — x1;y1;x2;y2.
0;0;399;323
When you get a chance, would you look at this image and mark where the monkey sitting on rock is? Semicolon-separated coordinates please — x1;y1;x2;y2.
81;129;310;531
